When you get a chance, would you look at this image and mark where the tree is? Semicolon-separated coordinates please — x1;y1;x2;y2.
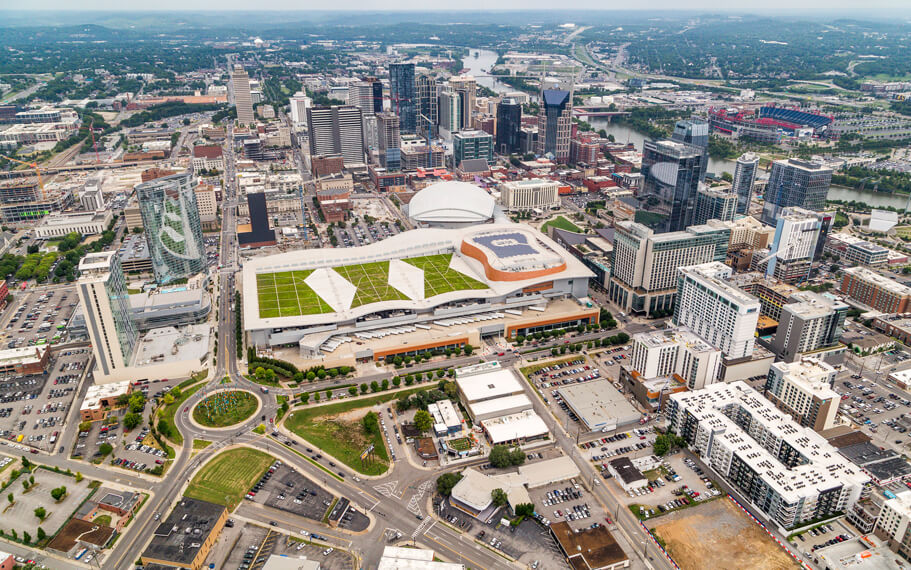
37;527;46;541
464;345;473;355
348;386;357;396
361;411;380;435
75;472;83;483
123;412;142;430
51;486;67;501
491;488;508;507
413;410;433;433
370;381;380;393
509;447;526;466
22;531;30;544
436;473;463;496
392;377;401;387
78;421;92;432
360;383;369;394
514;503;535;518
300;392;310;404
34;507;46;520
21;456;30;469
22;480;29;491
7;493;12;505
116;393;131;406
129;392;146;413
652;433;686;456
99;443;113;457
324;389;332;400
488;445;512;468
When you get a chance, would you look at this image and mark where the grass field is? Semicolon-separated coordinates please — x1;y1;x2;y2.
185;448;274;510
284;386;427;476
541;215;582;233
403;253;488;297
333;260;409;308
193;391;258;427
256;270;332;319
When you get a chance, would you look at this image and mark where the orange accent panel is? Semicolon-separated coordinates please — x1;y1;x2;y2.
504;309;599;338
460;240;566;282
373;336;468;360
522;281;554;293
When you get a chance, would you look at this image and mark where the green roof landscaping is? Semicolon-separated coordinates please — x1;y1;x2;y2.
403;253;488;297
255;253;490;319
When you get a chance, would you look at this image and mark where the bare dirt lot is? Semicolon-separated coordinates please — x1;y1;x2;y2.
648;498;799;570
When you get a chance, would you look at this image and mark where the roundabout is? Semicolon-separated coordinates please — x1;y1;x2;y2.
191;389;261;429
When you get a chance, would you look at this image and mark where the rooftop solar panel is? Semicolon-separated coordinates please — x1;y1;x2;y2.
473;232;538;258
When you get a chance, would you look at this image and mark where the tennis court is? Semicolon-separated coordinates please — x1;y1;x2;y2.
403;253;488;297
256;270;333;318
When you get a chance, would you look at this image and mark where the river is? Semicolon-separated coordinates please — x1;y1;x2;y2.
461;49;512;94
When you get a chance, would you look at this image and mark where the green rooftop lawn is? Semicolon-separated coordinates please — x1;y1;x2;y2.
541;215;582;233
255;254;490;318
256;270;333;318
333;260;409;308
403;253;488;297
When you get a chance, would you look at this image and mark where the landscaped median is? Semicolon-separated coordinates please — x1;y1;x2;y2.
156;382;206;446
184;447;275;510
283;385;431;476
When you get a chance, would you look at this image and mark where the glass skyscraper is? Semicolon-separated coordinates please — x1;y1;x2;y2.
640;139;706;233
389;62;417;134
136;172;207;285
536;89;571;162
496;97;522;155
733;152;760;214
761;158;833;225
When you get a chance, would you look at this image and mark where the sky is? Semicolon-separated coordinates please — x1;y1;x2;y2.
2;1;909;14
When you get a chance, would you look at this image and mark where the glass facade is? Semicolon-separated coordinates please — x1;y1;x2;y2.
389;63;417;134
495;98;522;155
136;172;206;285
105;254;138;365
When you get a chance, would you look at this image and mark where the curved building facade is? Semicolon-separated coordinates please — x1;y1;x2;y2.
407;181;496;227
136;172;207;285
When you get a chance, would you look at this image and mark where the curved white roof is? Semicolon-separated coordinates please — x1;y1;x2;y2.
408;181;495;224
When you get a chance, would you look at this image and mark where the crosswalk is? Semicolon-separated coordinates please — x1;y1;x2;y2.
411;516;435;539
373;480;402;499
406;480;433;516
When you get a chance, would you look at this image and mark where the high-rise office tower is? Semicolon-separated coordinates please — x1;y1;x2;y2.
641;140;706;233
761;158;833;225
674;262;761;360
77;251;138;383
349;78;382;117
770;291;848;362
136;172;207;285
376;112;401;171
288;92;312;128
307;106;365;167
536;89;572;162
389;62;417;134
231;65;255;126
449;75;477;130
495;97;521;155
693;185;737;225
671;119;710;149
608;221;730;316
733;152;760;214
438;90;462;135
416;74;439;138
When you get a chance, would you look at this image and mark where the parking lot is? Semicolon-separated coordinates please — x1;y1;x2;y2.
1;286;78;349
246;460;369;531
0;465;92;539
790;517;857;556
204;235;221;269
211;521;354;570
329;218;400;249
581;427;655;470
72;377;181;473
0;349;90;454
612;453;722;521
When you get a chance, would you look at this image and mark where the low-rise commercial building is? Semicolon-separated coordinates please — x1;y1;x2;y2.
557;379;641;432
874;313;911;347
141;497;228;570
34;210;112;239
497;179;560;212
79;380;132;421
550;521;630;570
378;546;464;570
0;345;50;375
667;381;869;529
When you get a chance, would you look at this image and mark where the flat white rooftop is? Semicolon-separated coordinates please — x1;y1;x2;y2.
481;409;548;444
456;365;525;404
467;394;532;419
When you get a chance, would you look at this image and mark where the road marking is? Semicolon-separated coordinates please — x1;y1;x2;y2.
373;480;401;499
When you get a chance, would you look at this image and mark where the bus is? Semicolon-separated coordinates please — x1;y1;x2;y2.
56;324;65;331
74;548;87;560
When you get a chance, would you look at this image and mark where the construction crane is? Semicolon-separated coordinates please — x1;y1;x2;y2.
0;153;46;199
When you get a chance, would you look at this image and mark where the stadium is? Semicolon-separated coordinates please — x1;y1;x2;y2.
242;222;597;364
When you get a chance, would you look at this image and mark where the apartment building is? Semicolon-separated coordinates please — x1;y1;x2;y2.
667;381;869;529
764;358;840;432
629;327;722;391
841;266;911;313
876;492;911;562
770;291;848;362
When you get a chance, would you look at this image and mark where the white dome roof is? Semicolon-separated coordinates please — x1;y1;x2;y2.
408;181;496;224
